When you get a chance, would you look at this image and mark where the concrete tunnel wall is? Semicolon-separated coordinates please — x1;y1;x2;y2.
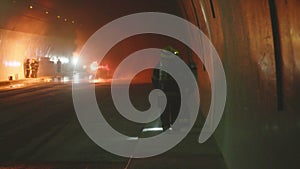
178;0;300;168
0;29;75;81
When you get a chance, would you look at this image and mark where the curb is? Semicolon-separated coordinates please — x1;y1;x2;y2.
0;76;54;87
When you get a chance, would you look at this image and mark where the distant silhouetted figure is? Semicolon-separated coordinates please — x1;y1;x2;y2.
57;59;62;73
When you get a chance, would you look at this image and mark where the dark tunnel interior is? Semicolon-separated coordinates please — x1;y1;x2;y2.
0;0;299;169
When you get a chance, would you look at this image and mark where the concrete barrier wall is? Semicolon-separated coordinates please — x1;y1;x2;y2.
275;0;300;113
178;0;300;168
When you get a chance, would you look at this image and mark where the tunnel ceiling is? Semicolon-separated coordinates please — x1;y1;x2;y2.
0;0;184;80
0;0;181;39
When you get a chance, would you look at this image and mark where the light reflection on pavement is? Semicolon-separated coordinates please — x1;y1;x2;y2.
0;78;53;91
0;75;112;91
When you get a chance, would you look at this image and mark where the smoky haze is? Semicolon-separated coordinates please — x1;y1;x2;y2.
83;34;190;84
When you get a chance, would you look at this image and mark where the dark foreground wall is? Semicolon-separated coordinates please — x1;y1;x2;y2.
178;0;300;168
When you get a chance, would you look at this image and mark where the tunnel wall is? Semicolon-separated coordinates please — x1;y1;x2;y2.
0;29;47;80
0;0;77;81
178;0;300;168
275;0;300;113
0;29;75;81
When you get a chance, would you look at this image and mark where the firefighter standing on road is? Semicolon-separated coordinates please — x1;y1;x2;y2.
30;59;39;78
25;59;31;78
152;46;181;131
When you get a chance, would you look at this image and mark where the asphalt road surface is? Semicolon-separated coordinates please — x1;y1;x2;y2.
0;81;227;169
